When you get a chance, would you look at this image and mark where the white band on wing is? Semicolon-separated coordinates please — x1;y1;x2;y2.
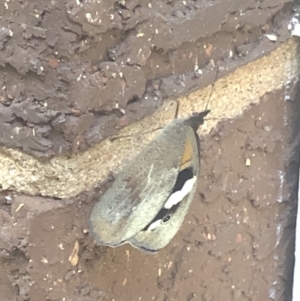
164;176;197;209
147;219;162;231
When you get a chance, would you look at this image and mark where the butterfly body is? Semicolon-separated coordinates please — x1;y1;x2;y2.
89;110;210;253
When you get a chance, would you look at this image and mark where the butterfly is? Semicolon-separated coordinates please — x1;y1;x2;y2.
89;109;210;253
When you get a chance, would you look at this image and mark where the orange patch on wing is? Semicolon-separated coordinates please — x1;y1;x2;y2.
180;138;193;171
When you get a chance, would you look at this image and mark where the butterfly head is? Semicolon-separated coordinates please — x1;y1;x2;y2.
186;110;211;132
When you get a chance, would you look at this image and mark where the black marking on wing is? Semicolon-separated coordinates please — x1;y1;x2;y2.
172;167;194;193
142;167;194;231
194;133;201;160
142;203;180;231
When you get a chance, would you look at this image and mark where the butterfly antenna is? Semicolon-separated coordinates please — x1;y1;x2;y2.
174;100;180;119
204;66;219;111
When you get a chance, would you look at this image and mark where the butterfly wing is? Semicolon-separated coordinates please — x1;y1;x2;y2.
127;187;197;253
127;126;201;252
89;120;188;247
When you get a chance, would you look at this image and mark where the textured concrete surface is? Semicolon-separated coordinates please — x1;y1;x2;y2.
0;38;299;198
